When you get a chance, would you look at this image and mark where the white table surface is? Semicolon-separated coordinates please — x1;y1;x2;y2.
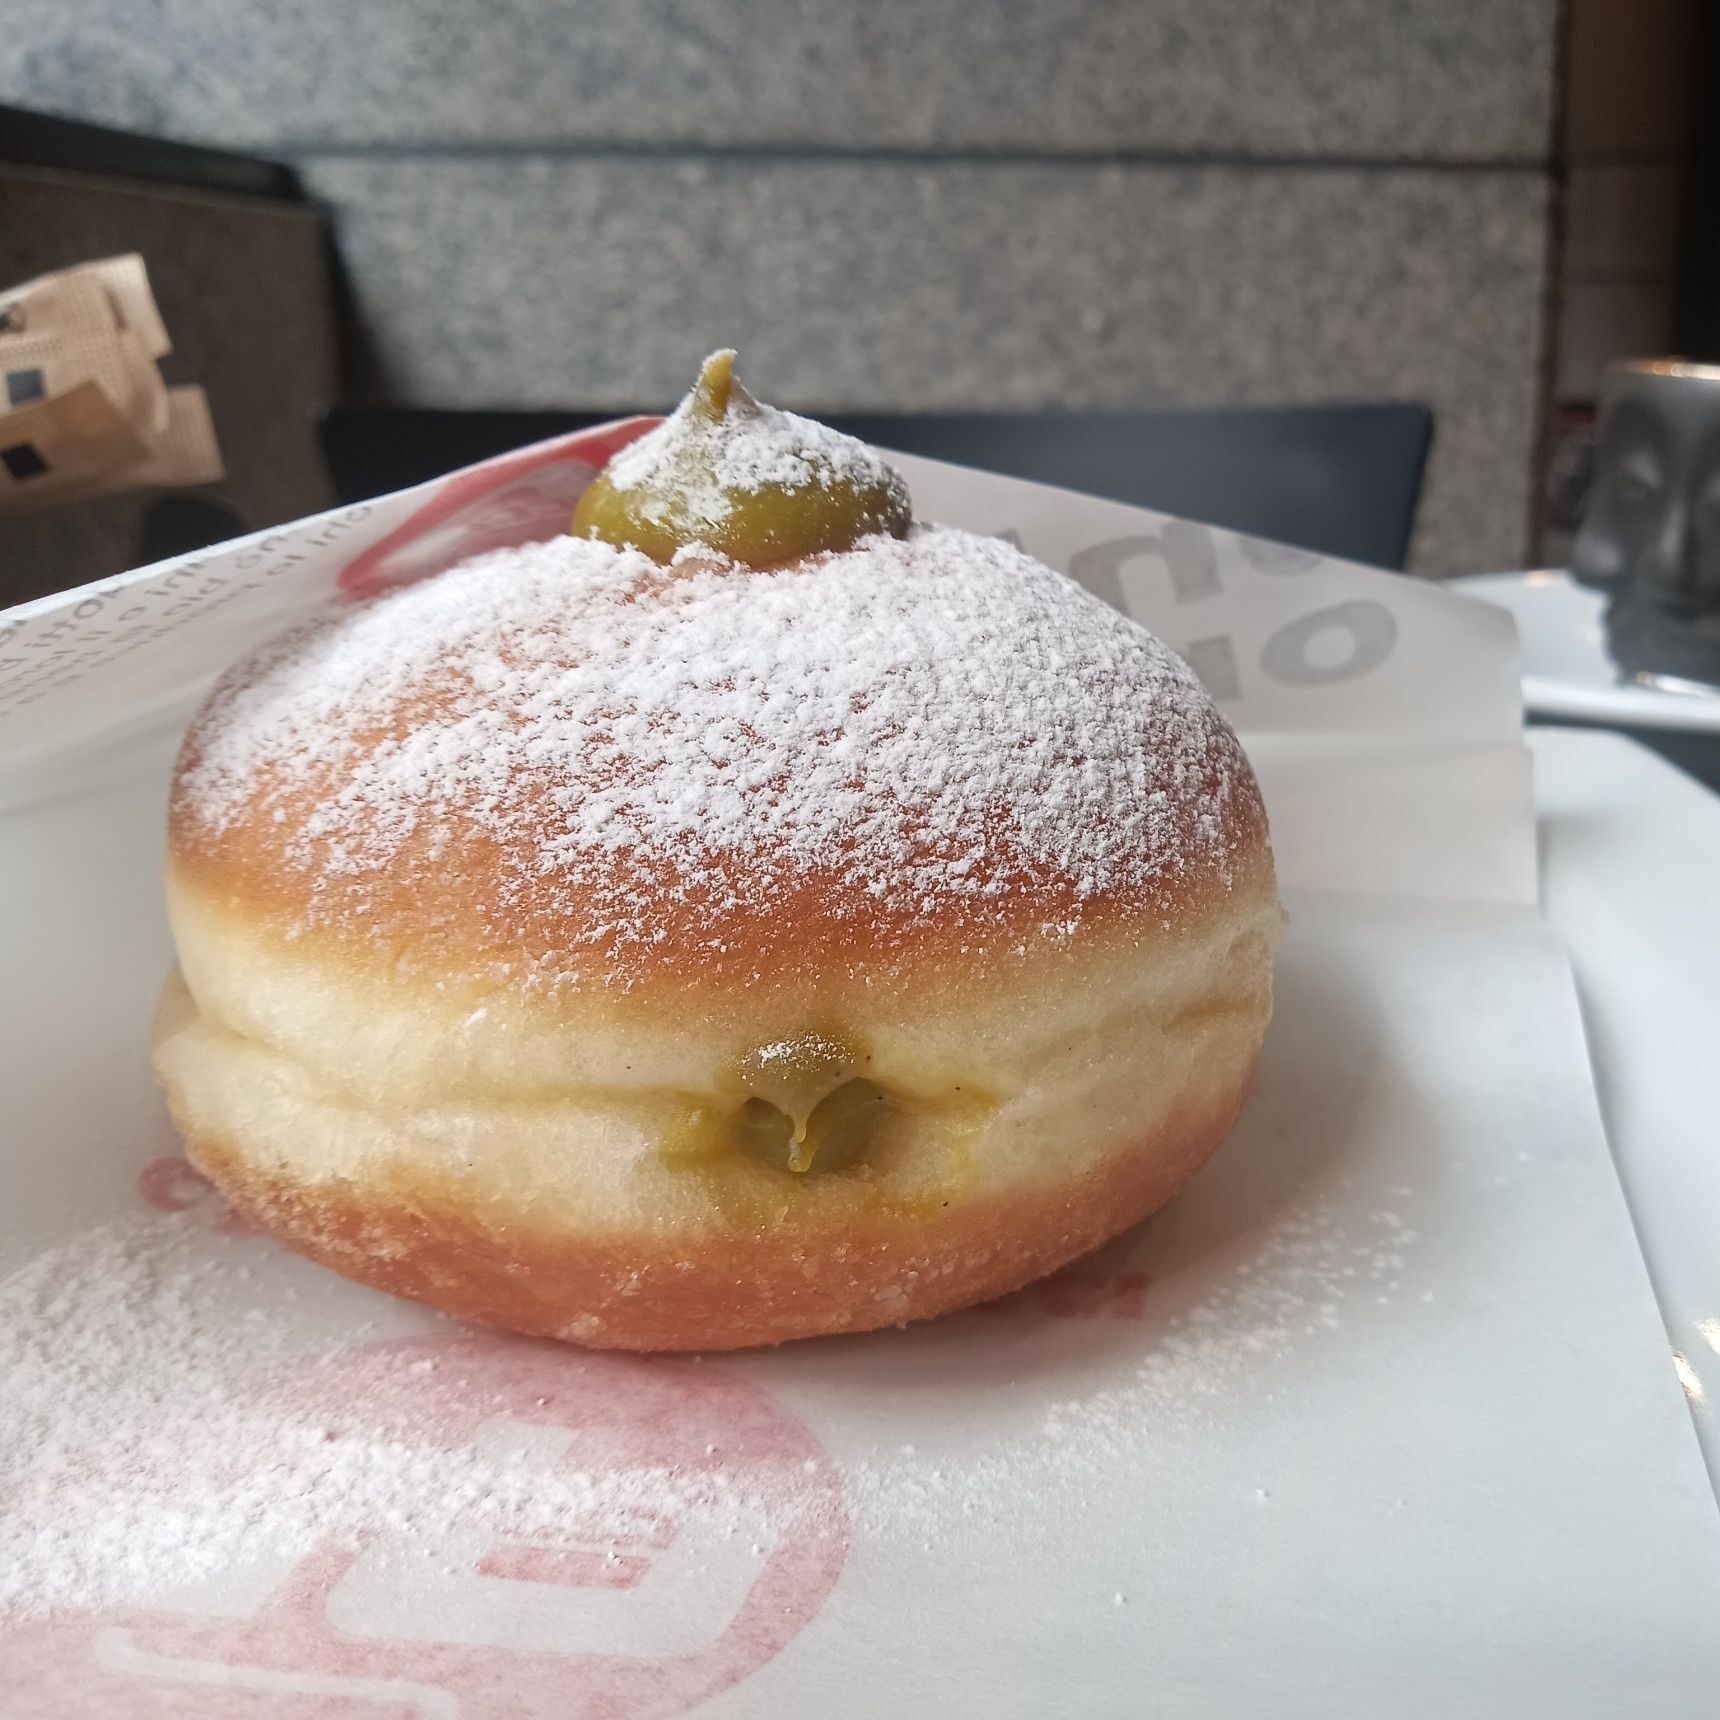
1532;726;1720;1495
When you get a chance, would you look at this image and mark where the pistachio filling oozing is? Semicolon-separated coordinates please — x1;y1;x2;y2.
731;1078;892;1174
664;1030;895;1177
570;351;911;569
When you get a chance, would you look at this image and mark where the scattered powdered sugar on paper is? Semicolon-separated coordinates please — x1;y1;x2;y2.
0;1193;1414;1621
834;1192;1419;1539
0;1217;829;1624
1062;1205;1412;1455
606;372;904;511
174;527;1255;985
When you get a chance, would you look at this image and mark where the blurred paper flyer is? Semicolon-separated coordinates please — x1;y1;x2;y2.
0;254;221;516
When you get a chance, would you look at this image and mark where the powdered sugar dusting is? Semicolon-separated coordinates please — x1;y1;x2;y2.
174;527;1257;986
0;1216;834;1624
0;1188;1412;1622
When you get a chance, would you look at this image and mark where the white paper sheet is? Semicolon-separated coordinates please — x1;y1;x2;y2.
3;426;1717;1716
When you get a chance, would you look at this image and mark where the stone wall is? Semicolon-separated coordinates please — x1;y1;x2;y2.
0;1;1562;572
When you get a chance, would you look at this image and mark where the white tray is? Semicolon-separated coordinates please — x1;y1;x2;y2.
1532;726;1720;1494
5;442;1720;1715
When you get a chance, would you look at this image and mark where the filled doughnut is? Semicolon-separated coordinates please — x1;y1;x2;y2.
153;352;1282;1350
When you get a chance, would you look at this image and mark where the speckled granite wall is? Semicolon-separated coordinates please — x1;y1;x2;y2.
0;1;1561;572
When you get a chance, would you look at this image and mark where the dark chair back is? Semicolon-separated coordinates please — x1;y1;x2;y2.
321;401;1433;571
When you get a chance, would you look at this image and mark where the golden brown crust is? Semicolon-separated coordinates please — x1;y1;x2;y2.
178;1064;1254;1351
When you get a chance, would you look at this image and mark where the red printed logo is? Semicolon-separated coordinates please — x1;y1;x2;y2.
3;1334;849;1717
339;420;659;601
136;1155;254;1234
